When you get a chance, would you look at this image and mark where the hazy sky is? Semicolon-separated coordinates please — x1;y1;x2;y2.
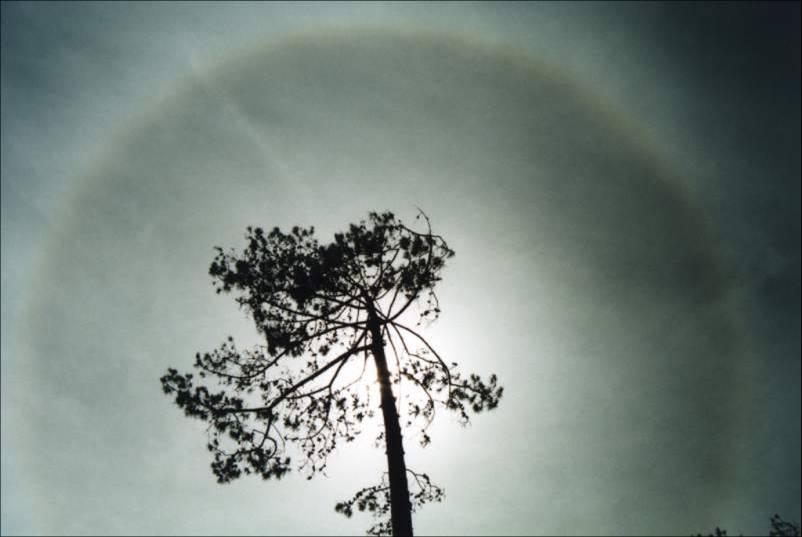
1;2;799;535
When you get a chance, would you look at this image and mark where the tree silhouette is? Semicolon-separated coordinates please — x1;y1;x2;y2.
160;210;503;535
693;514;801;537
770;514;802;537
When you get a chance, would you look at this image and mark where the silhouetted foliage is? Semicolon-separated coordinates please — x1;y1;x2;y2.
694;514;800;537
161;210;502;535
335;469;444;536
770;515;802;537
696;527;732;537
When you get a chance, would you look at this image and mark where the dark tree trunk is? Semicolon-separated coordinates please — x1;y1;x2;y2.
367;302;413;536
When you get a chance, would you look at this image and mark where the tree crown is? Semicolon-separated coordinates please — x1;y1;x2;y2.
161;210;503;531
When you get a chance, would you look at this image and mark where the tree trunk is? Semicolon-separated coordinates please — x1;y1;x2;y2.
367;302;413;536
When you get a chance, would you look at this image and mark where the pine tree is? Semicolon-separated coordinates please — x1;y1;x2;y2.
161;210;503;535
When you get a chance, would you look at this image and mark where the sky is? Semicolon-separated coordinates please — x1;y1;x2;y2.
1;2;799;535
